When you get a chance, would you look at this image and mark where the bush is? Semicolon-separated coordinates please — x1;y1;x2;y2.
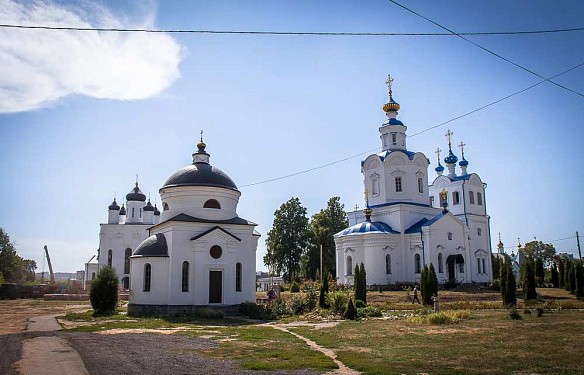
89;266;118;316
195;307;224;319
489;279;500;291
319;273;330;308
354;299;366;308
327;291;349;314
345;298;357;320
409;310;470;325
357;306;383;318
509;308;522;320
306;288;318;311
290;281;300;293
240;302;275;320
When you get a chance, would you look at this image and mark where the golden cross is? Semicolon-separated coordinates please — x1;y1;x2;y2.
200;129;204;142
445;129;454;149
458;141;466;157
385;74;394;97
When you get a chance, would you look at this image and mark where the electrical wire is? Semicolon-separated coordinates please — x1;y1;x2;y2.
1;23;584;36
387;0;584;99
240;60;584;188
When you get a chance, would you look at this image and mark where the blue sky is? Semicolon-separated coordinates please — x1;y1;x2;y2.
1;0;583;272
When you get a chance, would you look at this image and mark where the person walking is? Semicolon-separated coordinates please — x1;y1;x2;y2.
412;285;421;304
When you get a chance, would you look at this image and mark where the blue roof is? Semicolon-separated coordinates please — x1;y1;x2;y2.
370;201;431;209
405;212;446;234
450;174;472;181
361;149;417;166
337;221;399;236
435;163;444;172
385;118;404;126
459;158;468;167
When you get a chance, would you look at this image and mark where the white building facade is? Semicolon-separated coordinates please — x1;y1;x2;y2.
335;77;493;287
127;138;259;316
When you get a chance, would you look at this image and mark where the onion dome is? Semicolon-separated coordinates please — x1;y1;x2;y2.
383;97;401;113
338;221;397;236
108;198;120;211
126;182;146;202
162;139;238;191
153;204;161;216
444;150;458;164
133;233;168;257
459;157;468;167
119;204;126;215
143;200;155;212
435;162;445;173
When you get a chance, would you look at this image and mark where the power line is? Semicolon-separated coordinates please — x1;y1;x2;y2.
387;0;584;99
240;60;584;188
1;23;584;36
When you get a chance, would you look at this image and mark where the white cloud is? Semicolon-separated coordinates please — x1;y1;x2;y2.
0;0;184;113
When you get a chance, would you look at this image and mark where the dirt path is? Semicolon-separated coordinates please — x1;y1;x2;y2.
268;323;360;375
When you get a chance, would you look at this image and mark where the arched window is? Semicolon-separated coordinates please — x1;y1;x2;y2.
124;248;132;274
477;228;482;236
210;245;223;259
438;253;444;273
182;261;189;292
236;262;242;292
163;202;169;211
140;208;142;218
91;272;96;280
203;199;221;209
418;177;424;194
371;174;379;196
132;207;135;218
395;176;402;192
144;263;151;292
122;277;129;290
414;254;421;274
448;232;453;240
482;258;486;275
385;254;391;274
477;192;483;206
477;258;482;274
452;191;460;205
107;250;112;267
347;256;353;275
469;191;475;204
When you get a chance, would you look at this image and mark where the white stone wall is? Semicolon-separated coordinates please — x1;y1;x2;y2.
98;223;150;280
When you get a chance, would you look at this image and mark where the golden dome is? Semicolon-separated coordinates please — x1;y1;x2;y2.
383;97;400;113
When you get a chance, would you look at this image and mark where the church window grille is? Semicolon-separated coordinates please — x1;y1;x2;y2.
204;199;221;209
391;133;397;146
236;263;242;292
430;196;435;207
477;228;482;236
438;253;444;273
371;175;379;196
144;264;151;292
418;178;424;194
477;192;483;205
469;191;475;204
453;192;460;205
182;262;189;292
459;261;464;273
210;245;223;259
414;254;421;274
347;256;353;275
385;254;391;274
448;232;453;240
124;248;131;274
482;258;486;274
107;250;112;267
395;177;402;192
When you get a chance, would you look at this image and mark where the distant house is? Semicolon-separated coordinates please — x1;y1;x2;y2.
257;277;284;292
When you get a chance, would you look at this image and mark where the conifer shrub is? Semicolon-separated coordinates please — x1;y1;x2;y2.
319;272;330;308
558;259;565;288
290;281;300;293
89;266;119;316
523;258;537;301
551;263;559;288
345;298;357;320
575;262;584;298
354;299;365;308
569;261;576;293
354;263;367;304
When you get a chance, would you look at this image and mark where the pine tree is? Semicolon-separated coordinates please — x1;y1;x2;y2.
551;263;559;288
535;258;545;287
523;258;537;301
345;298;357;320
565;259;572;291
499;256;508;305
575;262;584;298
359;263;367;305
505;258;517;307
429;263;438;298
558;259;565;288
421;265;434;306
353;264;360;302
569;261;576;294
319;272;330;308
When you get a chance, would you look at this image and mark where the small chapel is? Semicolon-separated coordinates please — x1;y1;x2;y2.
96;136;259;316
334;76;493;286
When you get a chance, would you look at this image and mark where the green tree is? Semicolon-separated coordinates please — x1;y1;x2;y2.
523;258;537;301
499;256;508;305
535;258;545;287
505;257;517;307
551;263;559;288
303;197;348;280
420;265;433;306
523;241;556;266
264;198;310;282
345;298;357;320
558;259;565;288
319;272;330;308
0;271;4;284
428;263;439;298
569;261;577;294
0;228;37;283
354;263;367;304
491;254;500;281
575;262;584;298
89;266;119;315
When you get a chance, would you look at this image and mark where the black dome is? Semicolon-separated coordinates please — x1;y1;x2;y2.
126;183;146;202
133;234;168;257
108;199;120;211
119;205;126;215
162;162;238;190
143;200;155;212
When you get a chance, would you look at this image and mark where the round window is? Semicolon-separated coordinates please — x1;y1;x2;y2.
210;245;223;259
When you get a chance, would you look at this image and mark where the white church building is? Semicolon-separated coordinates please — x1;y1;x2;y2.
97;137;259;316
335;77;493;286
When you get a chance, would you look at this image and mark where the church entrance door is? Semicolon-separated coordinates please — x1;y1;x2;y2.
447;258;456;283
209;270;222;304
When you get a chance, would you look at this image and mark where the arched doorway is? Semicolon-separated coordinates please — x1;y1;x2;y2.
446;254;465;283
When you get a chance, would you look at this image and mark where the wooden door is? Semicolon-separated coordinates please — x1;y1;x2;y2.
209;270;222;304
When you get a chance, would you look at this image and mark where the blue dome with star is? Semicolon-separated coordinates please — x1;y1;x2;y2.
435;163;445;172
444;150;458;164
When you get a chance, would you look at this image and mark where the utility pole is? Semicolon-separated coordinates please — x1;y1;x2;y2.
577;231;581;261
320;244;323;283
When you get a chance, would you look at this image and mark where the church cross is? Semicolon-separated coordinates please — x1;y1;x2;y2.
385;74;394;97
445;129;454;150
458;141;466;158
435;147;442;162
364;189;370;206
200;129;204;143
